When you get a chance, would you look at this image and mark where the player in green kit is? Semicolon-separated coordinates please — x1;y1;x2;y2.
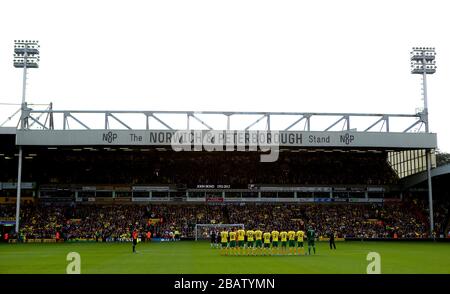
306;226;316;255
288;230;296;255
271;230;280;255
280;231;288;255
237;228;245;255
296;229;305;255
229;230;237;255
254;229;263;255
263;232;271;256
220;230;229;255
246;229;255;255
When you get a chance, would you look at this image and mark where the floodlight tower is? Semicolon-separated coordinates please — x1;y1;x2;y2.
410;47;436;238
13;40;40;234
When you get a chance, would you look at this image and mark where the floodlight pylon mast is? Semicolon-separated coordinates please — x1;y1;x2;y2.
410;47;436;238
13;40;40;234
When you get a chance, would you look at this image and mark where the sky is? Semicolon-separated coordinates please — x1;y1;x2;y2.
0;0;449;151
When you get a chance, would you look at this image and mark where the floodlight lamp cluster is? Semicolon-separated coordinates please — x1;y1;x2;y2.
412;47;435;51
14;40;39;43
13;40;40;68
410;47;436;74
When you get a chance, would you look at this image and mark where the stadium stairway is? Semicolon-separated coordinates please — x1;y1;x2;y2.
222;206;230;223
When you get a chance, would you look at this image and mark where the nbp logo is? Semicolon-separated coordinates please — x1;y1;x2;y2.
340;133;355;145
102;131;118;143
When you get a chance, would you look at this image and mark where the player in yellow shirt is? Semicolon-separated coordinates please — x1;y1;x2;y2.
220;230;229;255
237;228;246;255
296;229;305;255
271;230;280;255
254;229;263;255
246;229;255;255
229;230;237;255
263;232;271;256
288;230;296;255
280;231;288;255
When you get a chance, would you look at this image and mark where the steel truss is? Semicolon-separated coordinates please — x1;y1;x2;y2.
18;107;427;133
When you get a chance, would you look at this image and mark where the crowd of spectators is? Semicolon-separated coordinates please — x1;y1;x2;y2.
434;202;450;237
226;202;430;238
11;151;398;187
1;199;448;241
409;197;450;238
0;205;15;218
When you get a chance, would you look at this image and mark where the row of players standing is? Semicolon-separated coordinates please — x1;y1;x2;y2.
210;227;323;255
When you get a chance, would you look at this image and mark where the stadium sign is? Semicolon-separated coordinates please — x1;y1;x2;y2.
196;184;231;189
16;130;437;149
0;182;34;189
333;198;349;202
132;186;169;191
205;197;224;203
314;198;333;202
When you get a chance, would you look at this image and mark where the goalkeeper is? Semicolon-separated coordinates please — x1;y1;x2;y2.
306;226;316;255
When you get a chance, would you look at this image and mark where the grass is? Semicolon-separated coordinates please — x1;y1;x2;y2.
0;241;450;274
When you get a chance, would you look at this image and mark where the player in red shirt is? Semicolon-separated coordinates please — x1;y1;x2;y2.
132;230;138;253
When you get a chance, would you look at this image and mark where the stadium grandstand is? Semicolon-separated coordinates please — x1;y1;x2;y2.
1;109;449;243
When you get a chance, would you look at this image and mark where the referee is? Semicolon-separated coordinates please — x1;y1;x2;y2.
210;231;216;248
329;230;336;250
132;229;138;253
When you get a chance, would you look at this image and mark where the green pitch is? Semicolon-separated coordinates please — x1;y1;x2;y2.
1;241;450;274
